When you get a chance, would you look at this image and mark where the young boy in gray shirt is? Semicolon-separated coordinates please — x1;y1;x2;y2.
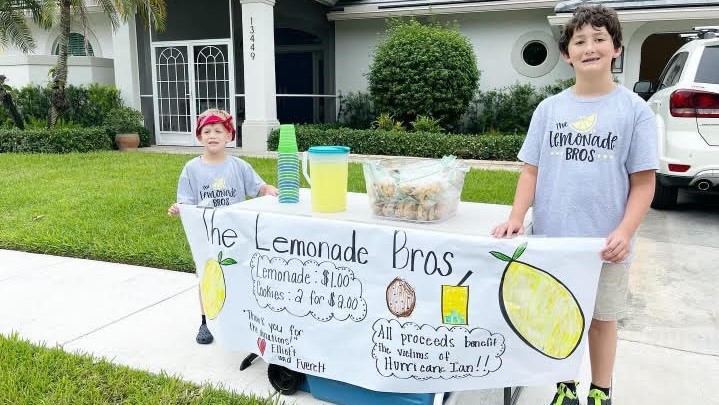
168;108;277;345
492;5;658;405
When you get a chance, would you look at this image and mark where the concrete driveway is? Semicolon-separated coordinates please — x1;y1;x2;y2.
618;191;719;403
624;191;719;356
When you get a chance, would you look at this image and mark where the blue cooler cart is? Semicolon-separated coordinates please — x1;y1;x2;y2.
302;375;522;405
241;355;522;405
304;374;445;405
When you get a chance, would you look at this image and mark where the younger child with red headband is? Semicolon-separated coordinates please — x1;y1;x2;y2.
168;108;278;345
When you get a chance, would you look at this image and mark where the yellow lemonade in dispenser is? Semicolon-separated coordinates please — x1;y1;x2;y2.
310;162;348;212
302;146;351;213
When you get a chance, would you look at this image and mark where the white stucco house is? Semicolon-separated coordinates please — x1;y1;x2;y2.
1;0;718;150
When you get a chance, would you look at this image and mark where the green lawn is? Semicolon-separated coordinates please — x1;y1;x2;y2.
0;333;282;405
0;152;518;272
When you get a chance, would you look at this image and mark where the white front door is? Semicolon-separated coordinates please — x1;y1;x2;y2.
152;41;235;146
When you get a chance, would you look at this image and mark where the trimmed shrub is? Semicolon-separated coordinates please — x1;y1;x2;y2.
1;84;123;127
475;83;544;134
267;125;523;161
138;126;151;148
81;84;124;127
462;77;576;135
103;107;144;134
372;113;404;131
0;127;112;153
337;91;375;129
101;106;147;149
539;77;576;97
367;19;479;129
410;115;443;133
12;85;50;122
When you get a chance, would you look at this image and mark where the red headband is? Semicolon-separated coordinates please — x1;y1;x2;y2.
196;114;236;141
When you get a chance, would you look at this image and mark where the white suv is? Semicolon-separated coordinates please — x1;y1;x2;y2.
633;27;719;209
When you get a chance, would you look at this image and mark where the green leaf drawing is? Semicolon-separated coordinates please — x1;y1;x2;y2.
489;251;512;262
512;242;527;260
220;258;237;266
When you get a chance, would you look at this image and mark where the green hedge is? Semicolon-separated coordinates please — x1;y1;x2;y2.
268;126;523;161
3;84;123;127
0;127;112;153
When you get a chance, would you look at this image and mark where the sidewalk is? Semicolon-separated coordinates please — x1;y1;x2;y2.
1;241;717;404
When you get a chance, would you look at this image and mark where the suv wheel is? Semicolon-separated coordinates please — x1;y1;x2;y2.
651;177;678;209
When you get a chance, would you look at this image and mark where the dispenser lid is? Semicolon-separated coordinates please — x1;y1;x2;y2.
307;146;350;154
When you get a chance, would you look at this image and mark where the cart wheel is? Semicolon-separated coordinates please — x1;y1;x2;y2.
267;364;304;395
239;353;258;371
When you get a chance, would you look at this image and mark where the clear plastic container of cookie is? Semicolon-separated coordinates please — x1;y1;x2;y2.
362;155;469;223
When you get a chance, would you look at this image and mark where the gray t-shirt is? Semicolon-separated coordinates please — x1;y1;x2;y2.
518;85;658;237
176;155;265;208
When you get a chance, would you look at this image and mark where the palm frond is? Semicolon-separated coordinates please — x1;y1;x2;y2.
0;0;50;29
111;0;165;31
35;0;56;29
138;0;166;31
70;0;91;35
0;8;36;52
93;0;119;29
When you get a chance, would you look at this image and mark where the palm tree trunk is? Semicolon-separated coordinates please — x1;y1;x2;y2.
48;0;71;128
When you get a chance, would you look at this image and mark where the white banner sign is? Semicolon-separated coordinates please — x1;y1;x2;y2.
180;204;604;393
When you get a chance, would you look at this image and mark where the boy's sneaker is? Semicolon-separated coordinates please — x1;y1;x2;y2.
549;382;579;405
587;388;611;405
196;323;214;344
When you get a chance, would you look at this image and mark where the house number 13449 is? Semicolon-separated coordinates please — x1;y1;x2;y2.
249;17;256;60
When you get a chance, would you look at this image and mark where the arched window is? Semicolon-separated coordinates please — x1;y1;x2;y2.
53;32;94;56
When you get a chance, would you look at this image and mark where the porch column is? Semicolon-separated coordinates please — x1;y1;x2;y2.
240;0;280;152
111;19;141;110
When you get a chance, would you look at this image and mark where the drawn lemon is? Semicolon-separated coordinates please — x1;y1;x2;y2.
200;251;237;319
570;114;597;133
212;177;225;190
490;243;584;359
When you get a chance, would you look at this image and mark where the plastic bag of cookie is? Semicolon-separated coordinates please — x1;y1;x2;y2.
362;156;468;223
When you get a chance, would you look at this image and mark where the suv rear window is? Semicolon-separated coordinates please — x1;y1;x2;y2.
695;45;719;84
658;52;688;90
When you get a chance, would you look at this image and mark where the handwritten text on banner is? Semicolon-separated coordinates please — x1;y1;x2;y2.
180;205;603;393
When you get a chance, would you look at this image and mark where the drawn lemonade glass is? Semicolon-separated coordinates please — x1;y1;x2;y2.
442;271;472;325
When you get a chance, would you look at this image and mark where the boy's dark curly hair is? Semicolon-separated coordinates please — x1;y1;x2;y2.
559;4;622;56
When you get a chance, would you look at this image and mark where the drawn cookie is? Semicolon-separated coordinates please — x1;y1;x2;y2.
386;277;416;317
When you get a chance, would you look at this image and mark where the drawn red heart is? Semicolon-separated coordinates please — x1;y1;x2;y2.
257;337;266;356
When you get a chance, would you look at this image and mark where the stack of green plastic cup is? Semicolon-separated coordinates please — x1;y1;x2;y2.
277;124;299;203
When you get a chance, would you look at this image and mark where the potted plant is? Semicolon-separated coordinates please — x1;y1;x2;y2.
104;107;145;151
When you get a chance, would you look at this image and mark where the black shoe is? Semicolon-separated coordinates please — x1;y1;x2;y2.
196;323;214;344
587;388;611;405
549;382;579;405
